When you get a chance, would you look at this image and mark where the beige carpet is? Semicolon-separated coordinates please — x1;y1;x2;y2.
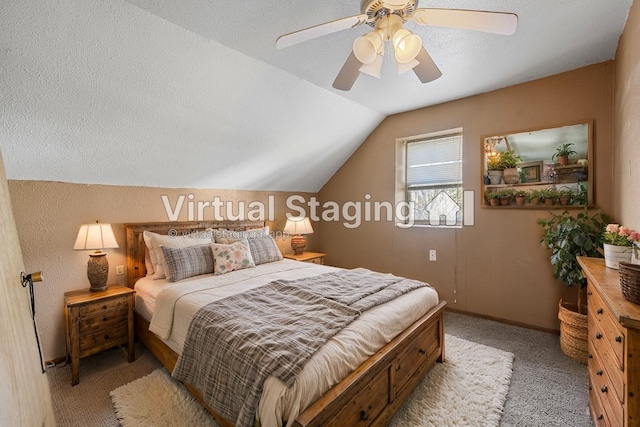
109;334;513;427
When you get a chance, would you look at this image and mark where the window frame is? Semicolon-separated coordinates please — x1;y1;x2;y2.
395;128;464;228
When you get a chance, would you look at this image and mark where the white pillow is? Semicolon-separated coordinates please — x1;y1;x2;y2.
211;239;255;275
143;231;211;280
211;226;270;243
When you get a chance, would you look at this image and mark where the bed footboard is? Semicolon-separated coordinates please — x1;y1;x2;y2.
134;300;446;427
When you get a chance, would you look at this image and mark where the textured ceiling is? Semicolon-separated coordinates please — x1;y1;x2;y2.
0;0;633;192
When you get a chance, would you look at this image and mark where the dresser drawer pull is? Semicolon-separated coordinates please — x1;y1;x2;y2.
597;308;603;315
615;336;622;343
601;385;608;393
595;332;602;339
596;369;603;376
359;410;369;421
102;305;108;310
588;354;593;359
104;334;109;340
597;414;604;421
587;291;593;296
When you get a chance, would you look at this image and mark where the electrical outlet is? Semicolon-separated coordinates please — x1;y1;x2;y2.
429;250;436;261
116;265;125;276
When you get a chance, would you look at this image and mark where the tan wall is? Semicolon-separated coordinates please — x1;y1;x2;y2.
614;0;640;229
8;181;318;361
318;62;615;331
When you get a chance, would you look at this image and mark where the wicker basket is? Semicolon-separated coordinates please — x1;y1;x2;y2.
558;300;588;365
619;262;640;305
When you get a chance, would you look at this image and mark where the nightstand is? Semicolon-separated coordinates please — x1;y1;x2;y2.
64;285;135;385
283;252;326;264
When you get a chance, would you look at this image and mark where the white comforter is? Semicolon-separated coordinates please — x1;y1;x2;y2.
134;259;439;427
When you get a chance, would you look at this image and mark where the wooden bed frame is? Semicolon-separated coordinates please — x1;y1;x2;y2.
124;221;446;427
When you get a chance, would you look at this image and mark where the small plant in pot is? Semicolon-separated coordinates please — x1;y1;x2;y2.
499;149;522;184
538;209;609;363
485;190;500;206
552;143;577;166
558;188;574;206
486;154;504;185
514;190;528;206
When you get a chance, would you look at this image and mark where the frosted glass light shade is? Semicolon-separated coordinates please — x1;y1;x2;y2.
353;31;383;64
393;30;422;64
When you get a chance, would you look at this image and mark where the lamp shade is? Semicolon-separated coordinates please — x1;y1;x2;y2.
353;30;383;64
284;217;314;235
74;223;119;251
393;29;422;64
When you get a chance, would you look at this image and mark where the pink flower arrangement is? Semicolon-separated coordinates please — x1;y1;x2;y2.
603;223;640;247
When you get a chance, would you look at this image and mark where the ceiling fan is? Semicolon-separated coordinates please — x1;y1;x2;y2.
276;0;518;91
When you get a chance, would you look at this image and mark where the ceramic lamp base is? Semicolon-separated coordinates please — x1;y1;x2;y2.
290;235;307;255
88;252;109;292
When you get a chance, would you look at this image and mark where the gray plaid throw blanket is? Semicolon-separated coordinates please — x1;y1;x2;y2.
172;268;430;427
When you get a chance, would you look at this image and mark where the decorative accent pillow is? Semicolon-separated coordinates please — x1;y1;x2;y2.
248;235;283;265
211;239;255;275
211;226;270;243
160;244;214;282
143;231;211;280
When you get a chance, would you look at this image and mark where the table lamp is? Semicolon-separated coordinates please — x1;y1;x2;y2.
284;217;314;255
74;221;119;291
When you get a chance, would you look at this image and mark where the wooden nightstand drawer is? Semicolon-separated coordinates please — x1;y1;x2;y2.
79;308;128;335
78;296;128;318
283;252;326;264
79;323;129;356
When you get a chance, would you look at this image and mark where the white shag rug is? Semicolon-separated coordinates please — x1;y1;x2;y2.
111;334;514;427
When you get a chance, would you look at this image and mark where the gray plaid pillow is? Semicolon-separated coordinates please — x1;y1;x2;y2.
248;236;283;265
161;244;214;282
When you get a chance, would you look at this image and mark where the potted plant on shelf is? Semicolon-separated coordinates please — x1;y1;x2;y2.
552;143;577;166
558;188;574;206
541;187;558;206
486;154;504;185
529;189;544;206
538;209;609;364
485;190;500;206
499;189;514;206
514;190;528;206
499;149;522;184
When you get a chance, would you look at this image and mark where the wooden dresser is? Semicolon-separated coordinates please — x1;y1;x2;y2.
578;257;640;427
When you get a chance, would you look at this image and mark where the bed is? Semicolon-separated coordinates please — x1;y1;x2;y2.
124;221;446;427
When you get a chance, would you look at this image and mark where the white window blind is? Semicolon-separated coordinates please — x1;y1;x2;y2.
407;133;463;189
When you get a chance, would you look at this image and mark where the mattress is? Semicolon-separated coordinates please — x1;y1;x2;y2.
134;259;439;427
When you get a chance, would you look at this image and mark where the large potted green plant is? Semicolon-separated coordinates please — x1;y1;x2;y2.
538;209;609;364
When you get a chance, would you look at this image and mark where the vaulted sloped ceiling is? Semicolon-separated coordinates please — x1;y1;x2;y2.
0;0;632;192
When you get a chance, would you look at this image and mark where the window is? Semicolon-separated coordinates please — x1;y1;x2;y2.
396;130;463;227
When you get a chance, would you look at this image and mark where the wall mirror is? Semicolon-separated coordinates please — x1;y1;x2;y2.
481;120;593;208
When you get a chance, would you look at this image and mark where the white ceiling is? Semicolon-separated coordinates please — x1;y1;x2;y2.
0;0;633;192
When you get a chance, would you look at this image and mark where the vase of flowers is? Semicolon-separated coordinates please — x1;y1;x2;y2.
603;224;640;269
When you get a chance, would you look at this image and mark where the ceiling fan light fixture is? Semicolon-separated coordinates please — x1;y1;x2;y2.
393;31;422;63
353;30;383;64
359;53;384;78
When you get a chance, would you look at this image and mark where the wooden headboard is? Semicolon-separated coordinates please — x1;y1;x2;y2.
123;221;265;288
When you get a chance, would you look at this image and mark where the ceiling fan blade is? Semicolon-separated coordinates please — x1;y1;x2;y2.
413;48;442;83
412;9;518;35
276;14;369;49
332;52;362;91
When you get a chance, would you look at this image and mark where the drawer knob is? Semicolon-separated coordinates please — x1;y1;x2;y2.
418;349;426;355
587;291;593;296
595;332;602;340
104;334;109;340
601;385;608;393
359;410;369;421
102;305;108;310
615;336;622;343
597;308;603;315
596;369;603;376
588;354;593;359
597;414;604;421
